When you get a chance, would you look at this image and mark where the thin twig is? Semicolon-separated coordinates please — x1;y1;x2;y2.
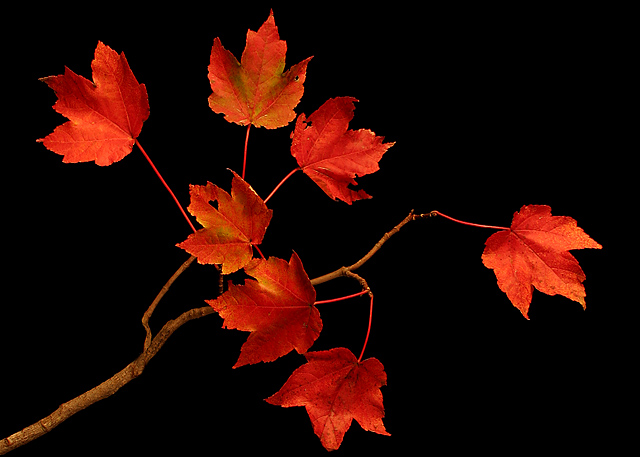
142;255;197;351
310;210;435;286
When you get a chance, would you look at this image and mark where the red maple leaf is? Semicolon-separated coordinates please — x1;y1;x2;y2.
208;10;312;129
207;252;320;368
176;171;272;274
290;97;394;204
266;347;390;451
37;41;150;166
482;204;602;319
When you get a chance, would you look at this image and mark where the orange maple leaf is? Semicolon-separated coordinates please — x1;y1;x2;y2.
482;204;602;318
37;41;149;166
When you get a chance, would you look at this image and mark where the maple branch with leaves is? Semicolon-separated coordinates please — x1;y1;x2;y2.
4;9;602;454
0;209;422;454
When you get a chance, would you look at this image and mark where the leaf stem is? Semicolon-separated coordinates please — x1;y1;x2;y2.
358;295;374;363
263;167;301;204
314;289;369;305
313;289;373;363
253;244;266;260
135;140;196;233
432;210;509;231
242;124;251;180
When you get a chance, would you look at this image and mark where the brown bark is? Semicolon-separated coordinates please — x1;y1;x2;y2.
0;305;214;455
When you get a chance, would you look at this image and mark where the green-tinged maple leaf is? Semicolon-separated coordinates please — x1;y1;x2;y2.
176;171;272;274
208;10;312;129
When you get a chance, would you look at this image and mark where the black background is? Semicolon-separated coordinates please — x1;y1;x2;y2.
2;2;632;455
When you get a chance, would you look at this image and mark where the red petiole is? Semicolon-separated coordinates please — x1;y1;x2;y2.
432;210;509;231
314;290;369;304
242;124;251;179
314;290;374;363
263;167;300;204
136;139;197;233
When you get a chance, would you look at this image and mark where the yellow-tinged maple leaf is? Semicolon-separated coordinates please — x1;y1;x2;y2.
208;10;312;129
177;171;272;274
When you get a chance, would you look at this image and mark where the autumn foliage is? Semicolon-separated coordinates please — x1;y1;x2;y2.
482;204;602;319
266;347;390;451
20;9;602;454
291;96;394;204
208;11;312;129
208;252;320;368
177;170;273;274
36;41;149;166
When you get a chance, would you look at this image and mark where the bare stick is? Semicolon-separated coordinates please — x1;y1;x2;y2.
310;210;436;286
0;304;215;455
0;254;221;455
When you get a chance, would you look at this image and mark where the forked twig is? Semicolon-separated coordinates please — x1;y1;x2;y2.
0;256;217;455
142;255;197;351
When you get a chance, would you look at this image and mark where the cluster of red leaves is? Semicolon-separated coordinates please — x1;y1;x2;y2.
37;10;601;453
175;169;389;449
191;12;392;449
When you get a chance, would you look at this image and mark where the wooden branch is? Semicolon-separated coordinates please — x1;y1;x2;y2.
0;253;219;455
0;305;215;455
310;210;436;286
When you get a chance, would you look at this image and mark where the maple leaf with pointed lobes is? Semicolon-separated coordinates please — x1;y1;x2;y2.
176;171;272;274
208;10;312;129
482;205;602;319
37;41;149;166
266;347;390;451
291;97;394;204
207;252;320;368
